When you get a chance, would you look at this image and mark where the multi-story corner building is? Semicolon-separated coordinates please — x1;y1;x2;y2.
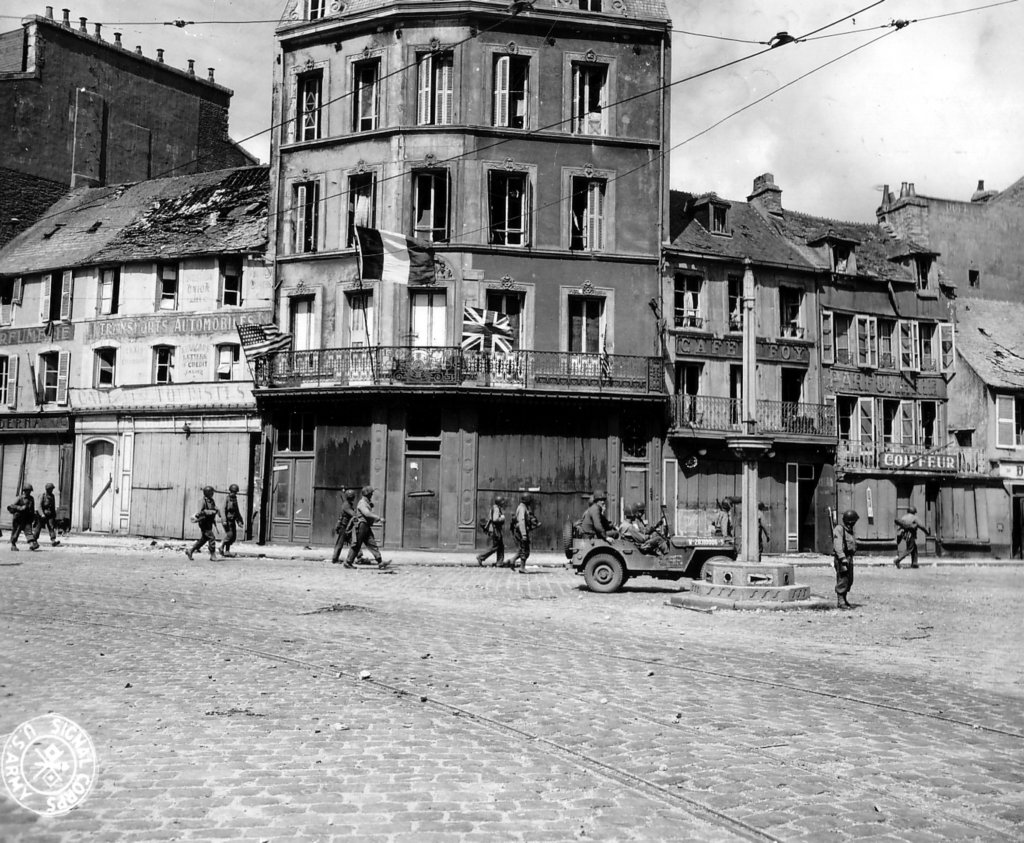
0;167;271;538
879;176;1024;557
759;175;980;555
0;5;254;246
662;178;834;552
256;0;671;550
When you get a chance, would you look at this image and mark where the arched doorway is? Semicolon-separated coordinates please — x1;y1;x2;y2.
85;440;115;532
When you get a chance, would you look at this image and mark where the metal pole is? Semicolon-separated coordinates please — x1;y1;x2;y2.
740;259;760;564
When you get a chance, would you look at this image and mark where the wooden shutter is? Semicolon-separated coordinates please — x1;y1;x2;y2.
285;74;297;144
12;276;23;305
0;302;10;326
39;273;52;321
898;401;915;445
820;311;834;364
939;322;955;372
437;55;453;125
59;270;74;320
996;396;1015;448
493;55;509;127
294;184;308;253
587;180;605;250
522;176;532;246
417;55;432;124
571;64;581;131
5;355;17;408
857;397;875;445
56;350;70;405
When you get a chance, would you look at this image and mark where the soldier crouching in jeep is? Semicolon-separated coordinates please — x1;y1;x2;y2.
618;502;668;556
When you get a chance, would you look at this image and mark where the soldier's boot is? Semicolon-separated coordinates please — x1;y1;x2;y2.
837;596;848;610
52;540;61;547
29;541;39;551
185;548;194;561
893;557;901;569
10;543;18;551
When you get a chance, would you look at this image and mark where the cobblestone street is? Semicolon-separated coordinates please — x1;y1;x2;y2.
2;544;1022;841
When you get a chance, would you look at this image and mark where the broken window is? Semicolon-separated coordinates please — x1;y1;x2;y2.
216;344;241;381
220;258;243;307
728;275;743;331
779;287;803;337
157;263;178;311
94;347;116;388
39;350;69;404
98;267;120;315
673;274;702;329
153;345;175;385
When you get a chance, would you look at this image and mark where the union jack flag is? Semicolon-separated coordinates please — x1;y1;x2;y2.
461;306;514;354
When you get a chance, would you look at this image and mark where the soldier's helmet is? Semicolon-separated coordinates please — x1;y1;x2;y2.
45;483;55;490
906;505;917;514
344;489;357;501
521;492;534;504
592;490;608;502
228;484;239;493
622;502;635;519
494;495;506;506
633;501;646;514
203;485;215;496
361;485;375;498
22;483;33;492
842;509;859;525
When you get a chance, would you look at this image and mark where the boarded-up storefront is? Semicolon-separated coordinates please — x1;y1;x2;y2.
0;415;73;530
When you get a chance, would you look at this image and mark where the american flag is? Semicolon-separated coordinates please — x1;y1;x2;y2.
237;323;293;359
461;306;514;354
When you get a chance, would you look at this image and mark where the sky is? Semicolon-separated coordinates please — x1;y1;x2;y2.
7;0;1022;221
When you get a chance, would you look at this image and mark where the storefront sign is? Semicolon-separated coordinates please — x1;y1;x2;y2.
997;462;1024;480
827;369;943;398
0;323;75;345
675;335;811;366
0;414;70;433
71;382;255;411
82;310;272;342
879;451;957;473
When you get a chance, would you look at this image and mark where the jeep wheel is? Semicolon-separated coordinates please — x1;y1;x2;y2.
584;553;625;593
562;518;575;559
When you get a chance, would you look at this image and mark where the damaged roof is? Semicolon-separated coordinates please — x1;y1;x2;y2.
666;190;817;269
955;298;1024;390
0;166;268;276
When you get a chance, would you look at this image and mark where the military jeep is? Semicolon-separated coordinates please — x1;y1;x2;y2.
563;520;736;593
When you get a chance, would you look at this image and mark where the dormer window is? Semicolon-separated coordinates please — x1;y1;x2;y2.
914;255;934;290
832;243;853;273
711;205;728;234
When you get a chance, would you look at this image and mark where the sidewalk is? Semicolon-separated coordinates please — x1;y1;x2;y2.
41;531;1024;568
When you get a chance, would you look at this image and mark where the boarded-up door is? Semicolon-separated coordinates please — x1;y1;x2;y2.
87;441;115;532
270;457;313;543
403;456;440;548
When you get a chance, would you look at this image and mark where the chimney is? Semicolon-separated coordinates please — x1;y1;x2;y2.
157;48;164;63
908;182;916;197
899;182;908;198
977;179;985;192
61;8;70;26
45;6;53;19
187;59;195;76
135;45;142;55
747;172;783;215
208;67;215;82
113;32;122;48
93;22;102;39
79;16;87;32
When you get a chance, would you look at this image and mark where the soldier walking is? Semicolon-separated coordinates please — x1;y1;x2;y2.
8;484;40;552
344;486;390;569
220;484;244;557
330;489;357;565
33;482;61;547
186;486;220;561
893;506;930;569
476;495;507;567
508;492;538;574
832;509;859;610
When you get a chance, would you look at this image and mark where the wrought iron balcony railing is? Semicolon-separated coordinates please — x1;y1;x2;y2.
670;394;835;437
254;346;665;396
836;441;988;474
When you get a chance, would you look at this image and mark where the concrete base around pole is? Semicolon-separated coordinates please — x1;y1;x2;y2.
670;560;835;611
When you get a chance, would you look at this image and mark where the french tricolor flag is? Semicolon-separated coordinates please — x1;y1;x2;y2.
355;226;435;285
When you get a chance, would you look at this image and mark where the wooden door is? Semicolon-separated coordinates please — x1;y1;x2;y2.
621;467;647;524
88;441;115;533
270;457;313;543
403;455;440;548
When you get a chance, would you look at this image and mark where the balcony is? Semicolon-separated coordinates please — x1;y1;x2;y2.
253;346;665;398
836;442;988;475
669;395;835;438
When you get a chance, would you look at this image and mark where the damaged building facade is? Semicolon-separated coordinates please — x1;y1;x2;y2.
0;166;271;538
255;0;671;551
0;6;254;247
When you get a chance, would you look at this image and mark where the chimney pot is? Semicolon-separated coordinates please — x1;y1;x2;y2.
899;182;908;197
79;16;87;32
187;59;195;76
114;32;122;47
93;22;101;38
157;48;165;62
908;182;916;196
135;45;142;55
61;8;70;26
977;179;985;191
208;67;215;82
45;6;53;19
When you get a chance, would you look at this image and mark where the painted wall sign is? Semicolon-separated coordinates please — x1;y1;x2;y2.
674;335;811;365
879;451;957;473
826;369;944;398
997;462;1024;480
81;310;272;342
0;414;70;433
0;323;75;345
71;382;256;411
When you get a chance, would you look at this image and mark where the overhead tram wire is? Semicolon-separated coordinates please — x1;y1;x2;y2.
804;0;1018;41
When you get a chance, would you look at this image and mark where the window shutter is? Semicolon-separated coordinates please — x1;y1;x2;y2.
858;397;875;445
0;302;10;326
587;181;605;250
571;65;581;131
39;273;52;322
56;350;70;405
5;355;17;408
295;184;308;253
59;270;74;320
285;76;297;144
867;316;877;367
523;176;532;246
996;396;1015;448
417;55;432;124
12;277;23;305
370;64;380;130
820;311;834;364
939;322;955;372
437;56;453;125
494;55;510;127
